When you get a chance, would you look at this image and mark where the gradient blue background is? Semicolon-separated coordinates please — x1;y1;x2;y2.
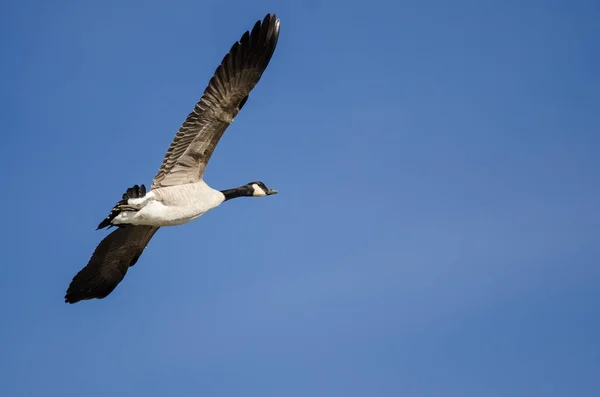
1;0;599;396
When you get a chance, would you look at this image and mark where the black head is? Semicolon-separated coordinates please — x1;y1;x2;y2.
246;181;278;196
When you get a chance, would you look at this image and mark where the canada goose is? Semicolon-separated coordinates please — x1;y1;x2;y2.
64;14;281;304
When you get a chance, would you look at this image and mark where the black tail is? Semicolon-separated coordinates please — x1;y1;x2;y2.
97;184;147;230
65;225;159;304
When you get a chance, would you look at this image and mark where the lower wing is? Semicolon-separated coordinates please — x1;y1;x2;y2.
65;225;159;304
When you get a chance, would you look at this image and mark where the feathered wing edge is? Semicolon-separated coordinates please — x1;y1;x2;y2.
65;226;159;304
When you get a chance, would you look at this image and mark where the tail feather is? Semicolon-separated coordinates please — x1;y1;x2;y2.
65;225;159;304
124;184;146;201
98;184;147;230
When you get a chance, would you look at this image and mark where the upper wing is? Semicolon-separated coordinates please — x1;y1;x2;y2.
151;14;280;189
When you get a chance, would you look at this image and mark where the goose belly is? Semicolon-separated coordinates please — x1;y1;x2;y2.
113;182;225;227
134;200;201;226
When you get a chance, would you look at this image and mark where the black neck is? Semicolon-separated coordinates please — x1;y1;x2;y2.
221;185;253;201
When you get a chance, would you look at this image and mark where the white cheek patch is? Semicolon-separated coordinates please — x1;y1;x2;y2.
251;183;267;196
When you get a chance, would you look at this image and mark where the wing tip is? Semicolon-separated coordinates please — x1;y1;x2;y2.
264;13;280;32
249;12;280;50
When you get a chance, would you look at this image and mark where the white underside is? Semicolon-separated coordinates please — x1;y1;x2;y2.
112;181;225;227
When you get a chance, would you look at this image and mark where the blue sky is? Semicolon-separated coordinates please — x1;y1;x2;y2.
1;0;599;395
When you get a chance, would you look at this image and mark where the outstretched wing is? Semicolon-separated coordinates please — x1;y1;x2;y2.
151;13;280;189
65;225;159;303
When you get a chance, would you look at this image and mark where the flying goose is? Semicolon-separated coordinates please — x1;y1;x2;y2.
64;14;281;304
